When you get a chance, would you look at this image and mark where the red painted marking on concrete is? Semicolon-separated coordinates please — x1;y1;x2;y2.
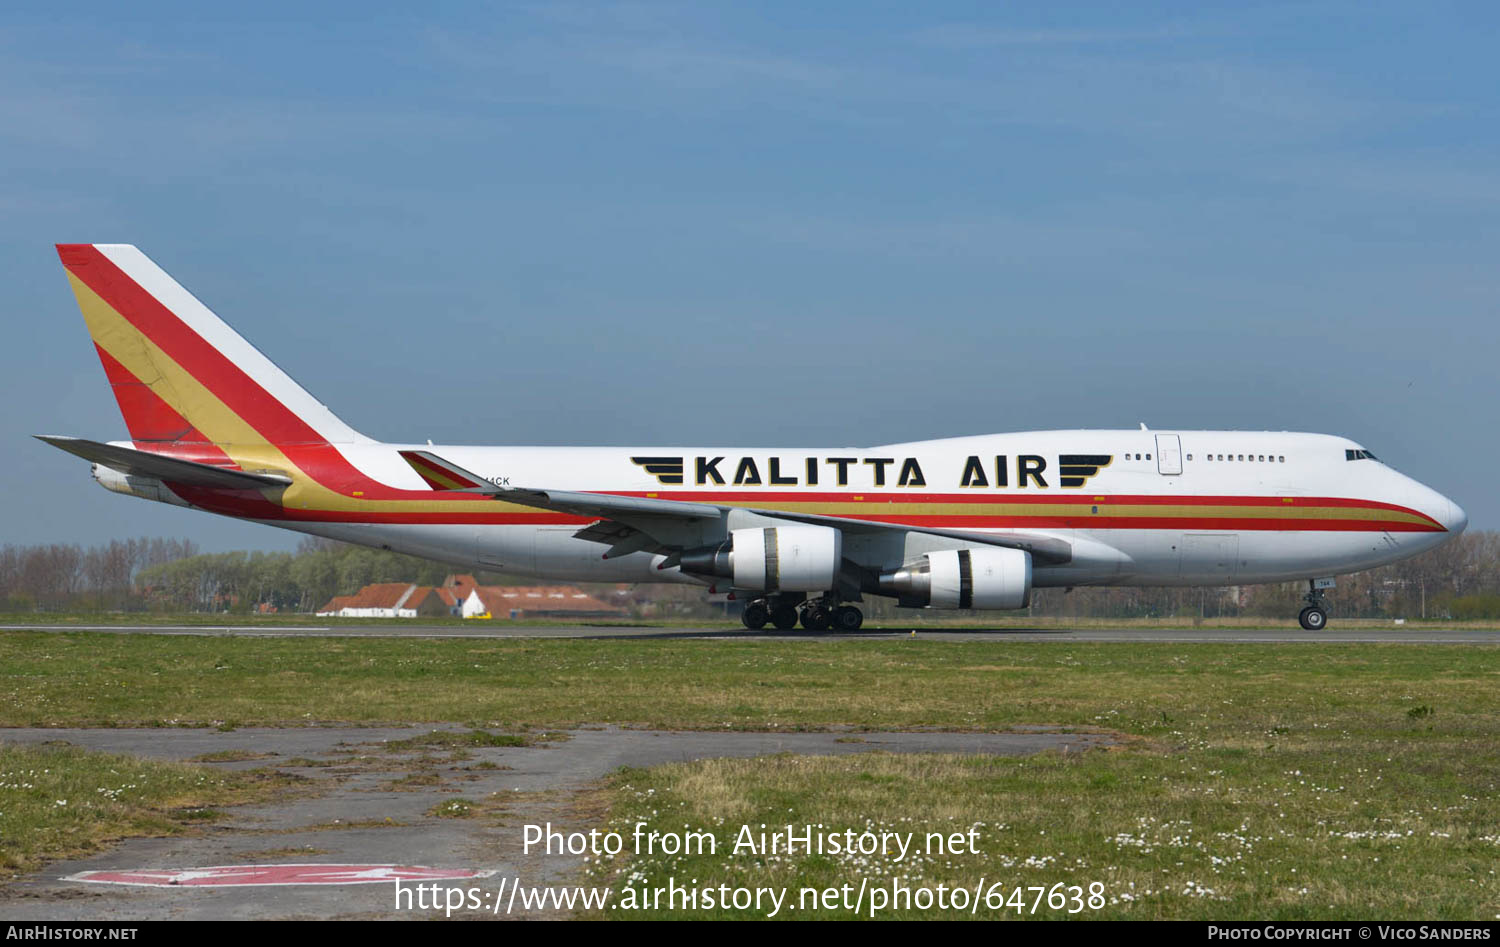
66;864;495;887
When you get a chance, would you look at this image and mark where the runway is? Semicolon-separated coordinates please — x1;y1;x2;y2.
3;623;1498;644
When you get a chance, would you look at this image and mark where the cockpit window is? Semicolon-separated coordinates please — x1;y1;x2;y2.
1345;449;1378;461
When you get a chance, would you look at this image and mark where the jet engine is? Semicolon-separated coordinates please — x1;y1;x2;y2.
678;524;842;592
878;547;1032;609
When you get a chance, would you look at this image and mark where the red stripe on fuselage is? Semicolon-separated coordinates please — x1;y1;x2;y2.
165;484;587;525
609;490;1433;516
164;487;1442;532
828;514;1437;532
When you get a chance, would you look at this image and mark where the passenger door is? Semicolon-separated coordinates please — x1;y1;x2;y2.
1155;434;1183;475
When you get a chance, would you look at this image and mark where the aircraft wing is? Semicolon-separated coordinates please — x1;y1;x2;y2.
399;450;1071;565
36;436;293;490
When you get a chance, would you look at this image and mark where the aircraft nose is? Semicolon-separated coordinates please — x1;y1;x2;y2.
1444;499;1468;535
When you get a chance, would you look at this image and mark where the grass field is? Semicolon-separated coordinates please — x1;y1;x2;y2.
2;631;1498;918
0;742;299;878
0;631;1496;731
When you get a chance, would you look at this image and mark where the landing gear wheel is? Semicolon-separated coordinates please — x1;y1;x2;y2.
1298;606;1327;631
832;605;864;632
770;605;799;630
741;602;769;631
1299;579;1332;631
801;606;832;631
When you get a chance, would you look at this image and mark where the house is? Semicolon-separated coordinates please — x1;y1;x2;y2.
429;585;463;616
311;576;623;620
461;585;630;620
443;574;480;601
315;583;453;618
315;594;357;616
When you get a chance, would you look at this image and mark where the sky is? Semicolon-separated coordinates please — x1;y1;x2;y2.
1;1;1496;549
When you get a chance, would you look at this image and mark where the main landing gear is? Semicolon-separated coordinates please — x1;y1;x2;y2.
799;601;864;632
740;595;863;632
1298;579;1333;631
740;601;770;630
831;605;864;632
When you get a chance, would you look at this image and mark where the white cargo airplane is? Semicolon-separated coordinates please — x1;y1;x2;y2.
40;244;1467;631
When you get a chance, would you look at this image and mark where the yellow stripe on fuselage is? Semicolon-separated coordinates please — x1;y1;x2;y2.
725;500;1428;525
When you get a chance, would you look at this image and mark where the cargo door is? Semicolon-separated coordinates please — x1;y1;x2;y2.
1179;534;1239;582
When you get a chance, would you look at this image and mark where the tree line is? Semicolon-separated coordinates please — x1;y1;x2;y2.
1027;530;1500;621
0;538;199;611
131;538;491;613
1;532;1497;619
0;537;480;614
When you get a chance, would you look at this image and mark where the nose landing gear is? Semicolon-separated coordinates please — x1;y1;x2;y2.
1298;579;1333;631
1298;605;1327;631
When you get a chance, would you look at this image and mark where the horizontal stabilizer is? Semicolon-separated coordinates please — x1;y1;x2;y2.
36;435;292;490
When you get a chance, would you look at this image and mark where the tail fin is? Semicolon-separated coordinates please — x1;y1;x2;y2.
56;244;371;449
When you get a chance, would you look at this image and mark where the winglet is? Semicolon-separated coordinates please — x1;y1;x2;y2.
398;450;500;493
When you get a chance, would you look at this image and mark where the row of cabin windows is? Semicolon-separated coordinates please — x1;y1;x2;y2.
1126;452;1287;463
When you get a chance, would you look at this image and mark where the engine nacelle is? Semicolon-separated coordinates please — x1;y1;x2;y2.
678;524;842;592
879;547;1032;610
